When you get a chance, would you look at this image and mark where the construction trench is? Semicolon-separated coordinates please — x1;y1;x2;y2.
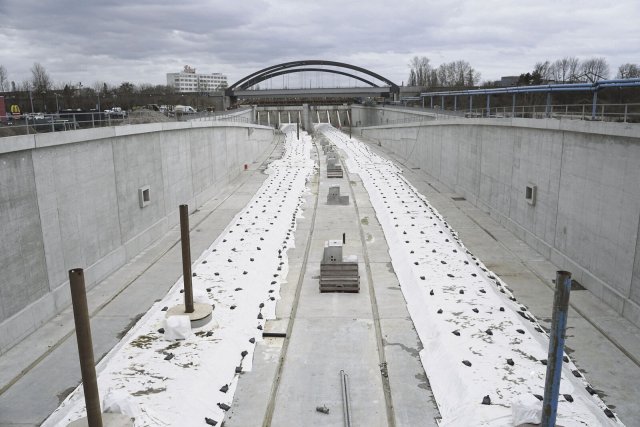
7;124;635;426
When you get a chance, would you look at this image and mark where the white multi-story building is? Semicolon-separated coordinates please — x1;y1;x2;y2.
167;66;228;93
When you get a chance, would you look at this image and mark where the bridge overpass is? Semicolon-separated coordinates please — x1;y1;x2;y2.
231;86;395;100
226;59;400;105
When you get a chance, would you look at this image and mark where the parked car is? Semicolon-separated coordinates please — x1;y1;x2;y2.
104;107;127;118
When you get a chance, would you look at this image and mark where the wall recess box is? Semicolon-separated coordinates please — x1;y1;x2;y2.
138;185;151;208
525;184;537;206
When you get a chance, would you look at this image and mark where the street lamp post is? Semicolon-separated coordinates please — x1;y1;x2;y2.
54;93;62;113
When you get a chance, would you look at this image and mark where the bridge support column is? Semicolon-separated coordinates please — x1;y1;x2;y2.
454;96;457;112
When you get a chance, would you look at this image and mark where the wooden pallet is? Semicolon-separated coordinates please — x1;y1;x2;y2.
319;262;359;292
326;168;343;178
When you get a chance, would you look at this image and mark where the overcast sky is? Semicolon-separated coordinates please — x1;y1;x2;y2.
0;0;638;88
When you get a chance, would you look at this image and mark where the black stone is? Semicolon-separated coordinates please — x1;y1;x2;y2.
604;408;615;418
164;353;174;361
217;403;231;411
564;394;574;403
516;329;525;334
481;395;491;405
220;384;229;393
158;328;165;334
485;329;493;336
205;417;218;426
452;330;460;336
506;358;514;366
462;360;471;367
161;306;168;311
437;309;443;314
533;394;543;401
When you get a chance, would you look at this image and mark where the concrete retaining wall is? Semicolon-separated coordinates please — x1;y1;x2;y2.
353;106;640;327
0;121;273;352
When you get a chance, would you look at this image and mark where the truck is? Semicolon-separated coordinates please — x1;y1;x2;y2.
174;105;196;114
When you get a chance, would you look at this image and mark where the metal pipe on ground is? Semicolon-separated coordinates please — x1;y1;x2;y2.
69;268;103;427
340;370;352;427
541;270;572;427
179;204;195;313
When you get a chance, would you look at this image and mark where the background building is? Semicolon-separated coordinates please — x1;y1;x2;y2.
167;65;228;93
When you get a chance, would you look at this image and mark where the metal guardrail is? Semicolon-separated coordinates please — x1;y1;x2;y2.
464;103;640;122
0;109;252;138
389;102;640;123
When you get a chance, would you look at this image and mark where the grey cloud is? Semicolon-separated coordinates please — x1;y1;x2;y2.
0;0;638;86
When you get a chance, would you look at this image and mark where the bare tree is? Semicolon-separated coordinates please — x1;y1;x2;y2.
617;63;640;79
408;56;432;87
532;61;552;84
31;62;52;93
550;57;580;83
0;65;7;92
436;60;480;87
578;57;610;82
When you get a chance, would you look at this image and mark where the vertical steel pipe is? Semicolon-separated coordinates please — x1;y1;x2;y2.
179;204;194;313
297;118;300;140
591;91;598;120
69;268;103;427
486;95;491;117
541;270;572;427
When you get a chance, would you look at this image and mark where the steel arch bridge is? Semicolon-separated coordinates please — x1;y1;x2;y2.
225;60;400;101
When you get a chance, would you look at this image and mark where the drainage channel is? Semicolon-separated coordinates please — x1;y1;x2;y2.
340;148;397;427
261;137;321;427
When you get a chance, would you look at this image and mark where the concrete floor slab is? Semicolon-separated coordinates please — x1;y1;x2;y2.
380;317;439;427
269;318;387;427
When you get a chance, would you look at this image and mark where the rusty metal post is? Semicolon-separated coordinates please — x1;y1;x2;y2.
69;269;103;427
541;270;572;427
179;204;194;313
